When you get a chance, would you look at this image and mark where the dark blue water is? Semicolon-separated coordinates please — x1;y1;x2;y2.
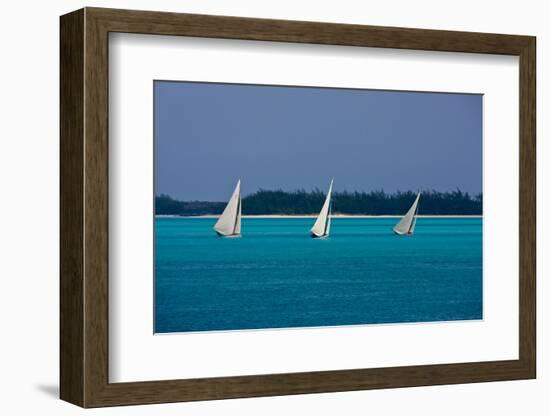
154;217;482;333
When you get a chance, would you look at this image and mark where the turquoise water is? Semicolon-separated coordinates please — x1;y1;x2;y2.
155;217;482;333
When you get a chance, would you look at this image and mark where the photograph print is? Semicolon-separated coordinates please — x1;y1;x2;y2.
154;80;482;334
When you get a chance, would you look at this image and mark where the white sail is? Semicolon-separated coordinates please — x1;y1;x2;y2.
234;192;242;235
409;216;417;234
326;204;332;236
311;179;333;238
393;192;421;235
214;180;241;237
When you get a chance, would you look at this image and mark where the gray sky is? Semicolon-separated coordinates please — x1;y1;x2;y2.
154;81;482;201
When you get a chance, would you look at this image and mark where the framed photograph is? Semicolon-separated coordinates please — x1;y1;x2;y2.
60;7;536;408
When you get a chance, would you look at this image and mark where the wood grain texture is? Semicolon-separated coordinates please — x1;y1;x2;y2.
518;38;536;375
88;7;532;54
83;11;110;406
59;7;537;408
59;8;84;407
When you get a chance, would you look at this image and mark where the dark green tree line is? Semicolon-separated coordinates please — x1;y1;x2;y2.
156;189;482;216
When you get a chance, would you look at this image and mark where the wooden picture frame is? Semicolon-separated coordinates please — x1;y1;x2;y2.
60;7;536;408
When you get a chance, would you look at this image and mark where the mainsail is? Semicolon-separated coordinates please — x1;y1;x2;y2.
310;179;333;238
393;192;421;235
214;180;242;237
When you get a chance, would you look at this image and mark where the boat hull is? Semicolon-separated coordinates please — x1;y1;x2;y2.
310;232;329;239
393;229;413;236
215;231;241;238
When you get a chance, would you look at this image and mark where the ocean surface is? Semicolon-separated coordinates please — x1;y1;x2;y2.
155;217;482;333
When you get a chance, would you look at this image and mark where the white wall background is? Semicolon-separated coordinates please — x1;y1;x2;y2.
0;0;545;414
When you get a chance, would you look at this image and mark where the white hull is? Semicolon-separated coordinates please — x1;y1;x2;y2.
393;229;412;236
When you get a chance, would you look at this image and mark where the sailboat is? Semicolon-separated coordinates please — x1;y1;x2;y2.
393;192;421;236
213;180;242;237
310;179;334;239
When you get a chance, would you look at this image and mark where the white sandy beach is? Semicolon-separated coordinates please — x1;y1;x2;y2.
156;214;483;219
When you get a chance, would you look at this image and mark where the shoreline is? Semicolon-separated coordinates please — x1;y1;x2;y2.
156;214;483;219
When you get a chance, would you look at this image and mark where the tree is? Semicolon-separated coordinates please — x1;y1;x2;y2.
155;189;482;216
